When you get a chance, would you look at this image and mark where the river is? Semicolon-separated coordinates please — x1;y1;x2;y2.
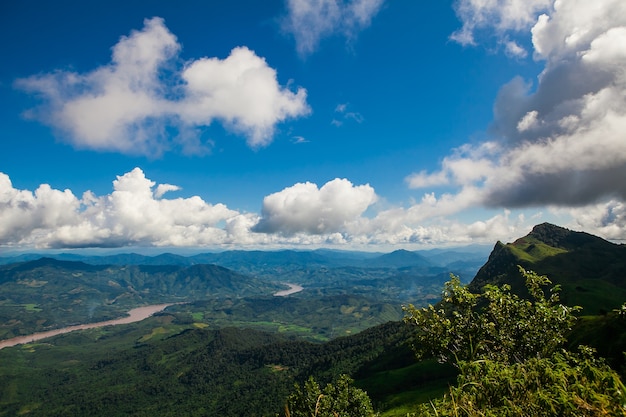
0;303;175;350
273;283;304;297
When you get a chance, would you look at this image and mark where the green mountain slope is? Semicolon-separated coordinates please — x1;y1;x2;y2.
469;223;626;314
0;315;416;417
2;223;625;416
0;258;281;339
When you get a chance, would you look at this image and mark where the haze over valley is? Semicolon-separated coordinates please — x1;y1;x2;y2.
1;0;626;415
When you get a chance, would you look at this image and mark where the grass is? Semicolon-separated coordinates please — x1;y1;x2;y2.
358;360;457;416
560;279;626;315
377;379;453;416
508;239;568;264
137;326;169;342
191;312;204;321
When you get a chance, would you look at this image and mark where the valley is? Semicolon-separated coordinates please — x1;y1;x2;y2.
0;224;624;416
0;246;489;341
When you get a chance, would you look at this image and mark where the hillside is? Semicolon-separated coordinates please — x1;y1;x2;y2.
0;314;427;417
1;224;625;416
469;223;626;314
0;247;488;341
0;258;281;339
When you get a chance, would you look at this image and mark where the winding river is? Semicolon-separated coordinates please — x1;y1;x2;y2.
0;303;174;350
1;287;304;350
273;283;304;297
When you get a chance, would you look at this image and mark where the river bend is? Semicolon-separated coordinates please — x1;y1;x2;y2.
0;303;174;350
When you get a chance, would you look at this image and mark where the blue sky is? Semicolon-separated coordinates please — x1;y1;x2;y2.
1;0;625;251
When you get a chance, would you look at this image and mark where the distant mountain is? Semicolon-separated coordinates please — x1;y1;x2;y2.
0;258;281;338
0;246;488;270
469;223;626;314
417;246;492;267
311;248;382;261
364;249;432;268
0;257;275;297
189;249;335;269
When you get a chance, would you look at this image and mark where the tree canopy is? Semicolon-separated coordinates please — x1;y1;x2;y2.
403;267;626;416
285;374;375;417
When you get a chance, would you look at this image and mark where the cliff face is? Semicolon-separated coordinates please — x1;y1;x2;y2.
468;223;626;314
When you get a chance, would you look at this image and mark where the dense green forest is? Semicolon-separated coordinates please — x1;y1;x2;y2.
0;223;625;416
0;247;487;340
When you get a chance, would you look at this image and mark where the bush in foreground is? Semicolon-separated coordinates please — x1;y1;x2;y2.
404;267;626;416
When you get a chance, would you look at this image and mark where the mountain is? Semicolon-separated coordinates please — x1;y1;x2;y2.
469;223;626;314
417;246;492;267
0;247;486;270
364;249;432;268
0;258;281;339
1;223;626;416
0;258;277;299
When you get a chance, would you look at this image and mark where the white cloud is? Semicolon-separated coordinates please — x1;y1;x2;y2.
343;206;530;247
0;169;561;250
406;142;498;189
15;17;310;156
405;170;449;189
516;110;539;132
282;0;385;56
504;40;528;58
178;46;310;148
406;0;626;238
254;178;377;235
531;0;626;62
335;103;348;113
0;168;243;248
292;136;310;144
451;0;551;46
332;102;364;126
550;200;626;241
154;183;181;199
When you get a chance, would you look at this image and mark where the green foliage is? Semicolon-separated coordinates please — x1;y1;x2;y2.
568;306;626;378
286;375;376;417
0;258;281;338
180;294;403;341
0;256;456;340
470;223;626;315
403;268;626;416
403;267;579;365
416;347;626;417
0;318;412;416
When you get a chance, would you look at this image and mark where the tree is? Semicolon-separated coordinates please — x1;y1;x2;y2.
285;374;376;417
403;267;580;365
403;267;626;416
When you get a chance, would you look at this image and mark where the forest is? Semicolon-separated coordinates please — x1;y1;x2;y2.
0;223;625;416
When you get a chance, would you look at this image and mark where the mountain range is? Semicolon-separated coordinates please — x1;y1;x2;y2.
0;245;491;269
0;223;624;416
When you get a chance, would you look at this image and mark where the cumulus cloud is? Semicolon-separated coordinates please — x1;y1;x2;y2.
0;168;242;248
254;178;377;235
408;0;626;240
15;17;310;156
504;39;528;58
0;169;539;249
282;0;385;56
